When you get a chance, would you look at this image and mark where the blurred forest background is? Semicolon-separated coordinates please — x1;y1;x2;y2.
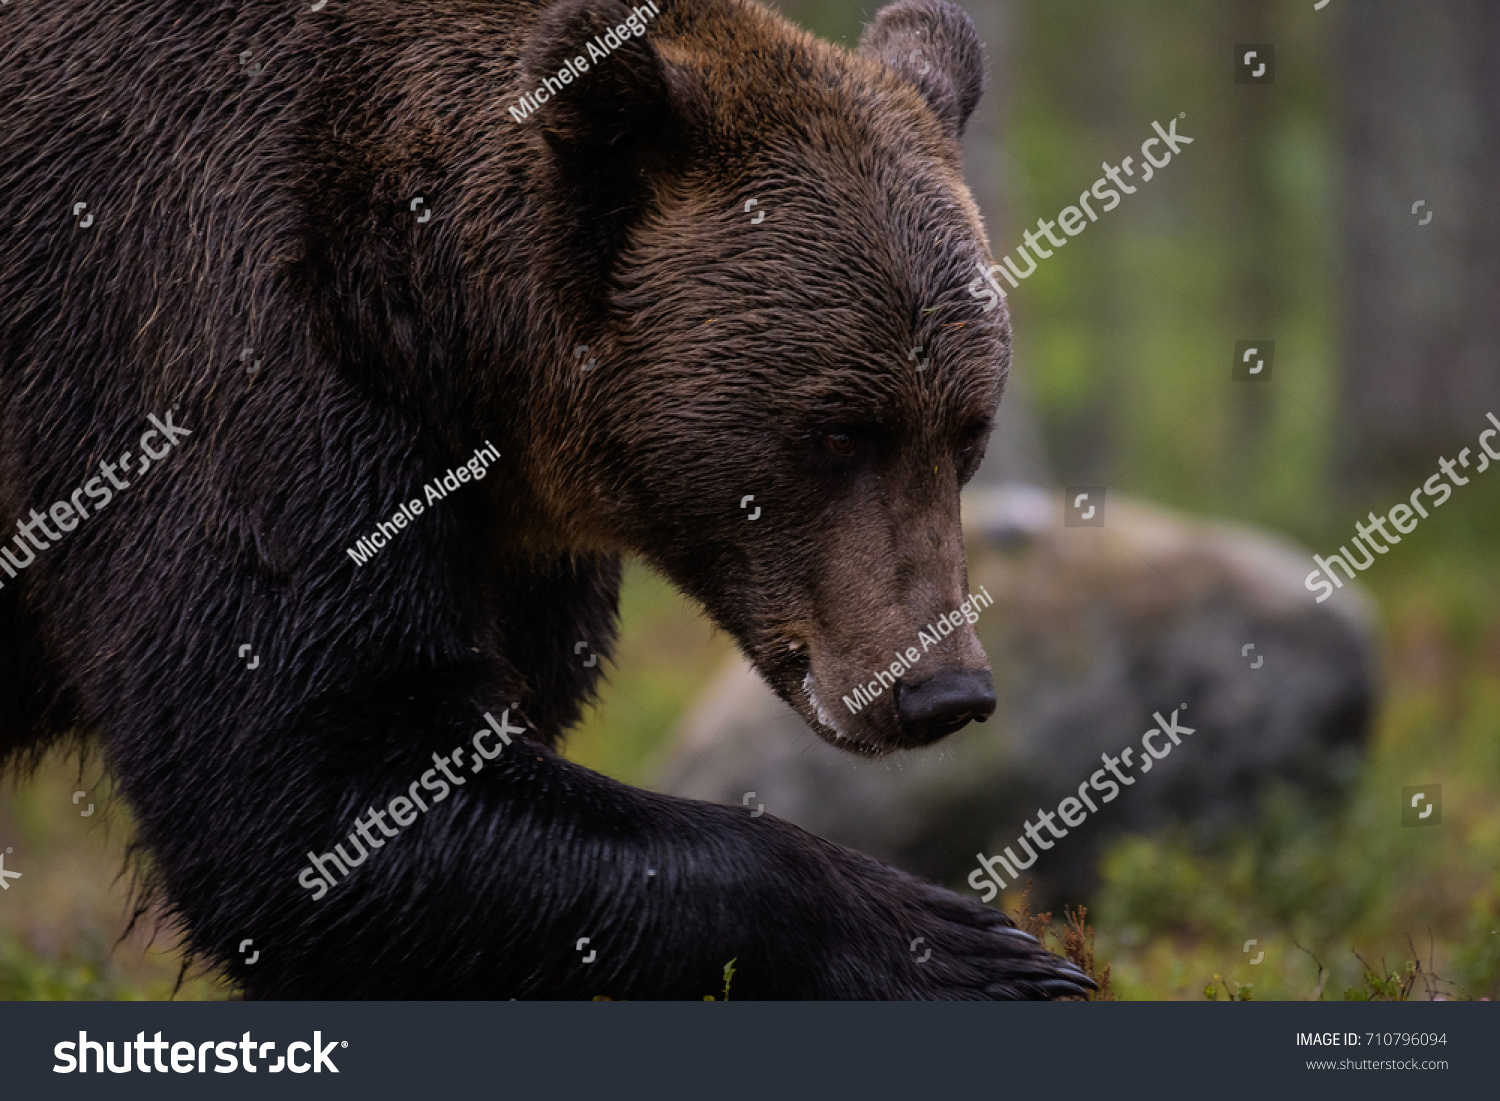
2;0;1497;1000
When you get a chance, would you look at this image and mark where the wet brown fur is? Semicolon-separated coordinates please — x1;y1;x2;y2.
0;0;1090;999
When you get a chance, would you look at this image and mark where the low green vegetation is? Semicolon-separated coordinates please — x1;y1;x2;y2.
1090;529;1500;1001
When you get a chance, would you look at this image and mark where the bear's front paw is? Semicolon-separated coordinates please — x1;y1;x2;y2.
831;860;1096;1000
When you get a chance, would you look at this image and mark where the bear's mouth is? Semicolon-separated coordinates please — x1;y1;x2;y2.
769;636;896;757
794;662;891;758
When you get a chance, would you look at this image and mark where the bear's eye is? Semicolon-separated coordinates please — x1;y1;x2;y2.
956;421;993;484
822;432;857;458
959;421;992;453
808;424;877;466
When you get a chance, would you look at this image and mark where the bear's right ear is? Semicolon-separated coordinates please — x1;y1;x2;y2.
518;0;690;215
860;0;986;141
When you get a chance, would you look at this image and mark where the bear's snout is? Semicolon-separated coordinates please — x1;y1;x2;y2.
893;668;996;746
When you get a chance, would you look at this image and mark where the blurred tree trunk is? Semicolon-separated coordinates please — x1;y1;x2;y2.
1339;0;1500;496
1223;0;1282;504
960;0;1056;487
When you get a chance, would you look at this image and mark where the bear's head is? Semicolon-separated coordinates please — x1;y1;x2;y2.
520;0;1007;756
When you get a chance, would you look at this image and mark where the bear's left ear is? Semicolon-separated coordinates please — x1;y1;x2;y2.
519;0;692;216
859;0;986;141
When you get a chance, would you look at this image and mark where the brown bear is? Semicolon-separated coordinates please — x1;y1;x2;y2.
0;0;1092;998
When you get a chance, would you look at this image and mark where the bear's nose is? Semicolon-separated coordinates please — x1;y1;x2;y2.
894;670;996;746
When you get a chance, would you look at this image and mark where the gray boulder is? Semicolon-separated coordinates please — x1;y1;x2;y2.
654;486;1378;905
